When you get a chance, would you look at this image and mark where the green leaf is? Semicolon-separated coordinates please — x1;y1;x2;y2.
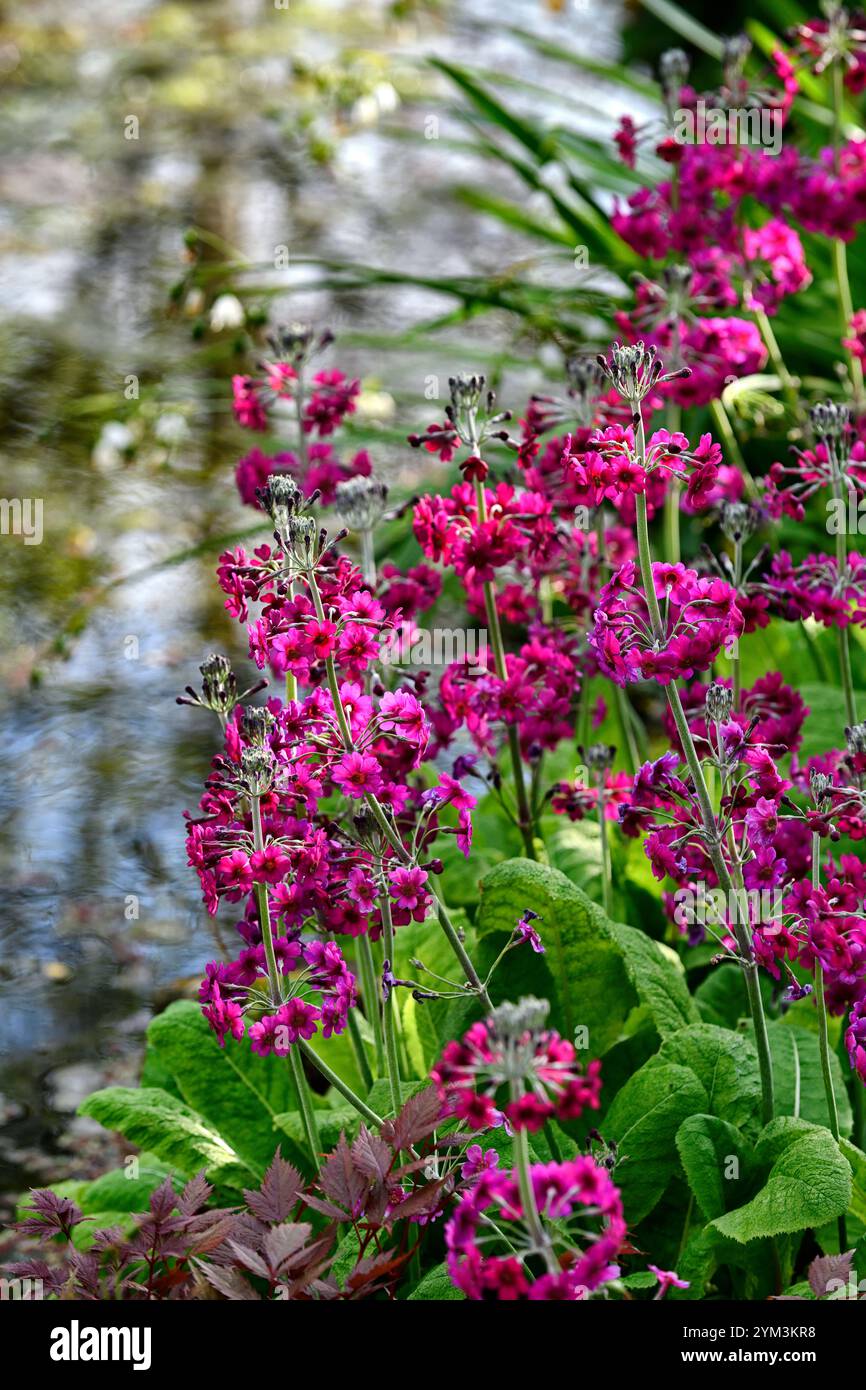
659;1025;761;1129
608;923;699;1039
77;1157;177;1214
477;859;696;1056
146;1001;296;1173
766;1023;853;1136
79;1087;255;1193
407;1263;465;1301
712;1118;852;1244
840;1139;866;1226
605;1062;708;1223
675;1115;749;1221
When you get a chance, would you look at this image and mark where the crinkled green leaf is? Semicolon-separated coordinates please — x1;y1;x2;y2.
659;1025;760;1129
675;1115;749;1222
712;1118;852;1244
79;1086;254;1193
605;1061;708;1223
146;1000;296;1172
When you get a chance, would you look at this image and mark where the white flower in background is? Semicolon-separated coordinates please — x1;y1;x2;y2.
93;421;135;469
372;81;399;115
154;412;190;445
354;388;396;423
209;293;246;331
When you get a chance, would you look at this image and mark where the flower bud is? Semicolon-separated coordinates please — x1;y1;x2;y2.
705;681;734;724
335;475;389;531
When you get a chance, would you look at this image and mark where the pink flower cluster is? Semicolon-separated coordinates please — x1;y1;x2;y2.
589;561;744;686
446;1156;625;1300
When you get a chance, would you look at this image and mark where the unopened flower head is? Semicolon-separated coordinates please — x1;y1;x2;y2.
705;681;734;724
241;745;275;797
565;356;606;426
809;399;851;443
722;32;752;86
241;705;274;747
335;475;389;531
846;721;866;755
810;767;834;807
597;340;688;406
449;372;486;414
200;653;236;713
258;474;304;540
660;46;690;112
581;742;617;775
719;500;760;544
265;321;332;367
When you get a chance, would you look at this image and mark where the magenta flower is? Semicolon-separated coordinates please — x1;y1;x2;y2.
331;750;383;798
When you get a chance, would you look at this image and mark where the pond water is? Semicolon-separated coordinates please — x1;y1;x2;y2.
0;0;628;1196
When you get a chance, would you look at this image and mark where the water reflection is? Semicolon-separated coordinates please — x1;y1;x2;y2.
0;0;622;1190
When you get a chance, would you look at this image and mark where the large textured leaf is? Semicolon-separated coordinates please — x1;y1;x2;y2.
712;1118;852;1244
608;923;699;1039
766;1023;853;1136
659;1025;761;1130
79;1087;255;1193
146;1001;296;1174
605;1062;708;1223
675;1115;749;1222
477;859;696;1055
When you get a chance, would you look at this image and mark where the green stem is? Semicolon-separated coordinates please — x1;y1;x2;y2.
345;1004;374;1092
812;832;847;1251
709;398;759;501
754;306;801;417
832;62;865;410
379;892;403;1115
250;794;281;1001
635;473;775;1124
829;463;858;728
511;1085;558;1276
597;782;613;918
357;934;385;1077
473;475;536;858
288;1045;321;1170
297;1039;385;1128
663;401;681;564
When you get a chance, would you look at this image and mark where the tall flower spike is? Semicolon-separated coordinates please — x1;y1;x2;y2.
659;47;690;115
597;340;688;407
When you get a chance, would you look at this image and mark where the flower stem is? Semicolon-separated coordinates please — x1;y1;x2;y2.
754;306;801;418
812;833;847;1251
708;398;759;501
597;782;613;918
663;400;681;564
357;934;385;1077
379;892;403;1115
297;1038;385;1129
345;1004;374;1092
634;474;774;1124
288;1045;321;1170
250;794;281;1001
473;476;536;858
832;62;865;411
829;460;858;727
511;1086;558;1276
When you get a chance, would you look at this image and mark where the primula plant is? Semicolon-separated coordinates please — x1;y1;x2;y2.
16;5;866;1309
